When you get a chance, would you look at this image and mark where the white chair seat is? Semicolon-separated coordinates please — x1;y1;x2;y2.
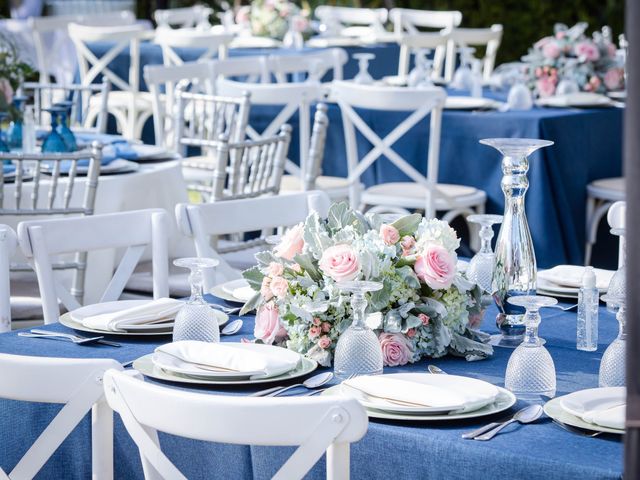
587;177;625;200
362;181;486;210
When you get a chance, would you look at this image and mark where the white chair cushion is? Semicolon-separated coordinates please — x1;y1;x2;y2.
363;182;486;210
587;177;625;201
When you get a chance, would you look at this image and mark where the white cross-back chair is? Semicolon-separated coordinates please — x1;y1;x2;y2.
397;31;450;82
23;80;111;133
17;209;169;325
209;55;272;84
0;353;123;480
607;201;625;268
268;48;348;83
585;177;624;265
331;81;486;221
29;10;136;84
0;226;17;332
389;8;462;82
68;23;155;140
315;6;388;38
154;28;233;68
449;25;503;82
103;367;367;480
153;5;213;29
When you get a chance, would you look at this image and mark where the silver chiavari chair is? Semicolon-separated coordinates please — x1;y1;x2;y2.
304;103;329;191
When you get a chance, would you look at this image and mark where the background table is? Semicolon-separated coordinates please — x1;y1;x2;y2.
0;298;623;479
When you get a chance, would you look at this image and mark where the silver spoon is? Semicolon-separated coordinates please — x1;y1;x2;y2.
473;404;543;441
221;319;243;336
251;372;334;397
428;365;447;375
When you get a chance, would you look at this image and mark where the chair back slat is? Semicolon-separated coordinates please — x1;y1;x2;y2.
154;5;213;29
305;103;329;191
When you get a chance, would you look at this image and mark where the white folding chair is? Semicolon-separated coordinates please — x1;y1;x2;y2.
449;25;503;82
0;226;17;332
176;191;330;286
153;5;213;29
396;31;450;82
608;201;626;268
331;81;486;221
68;23;155;140
389;8;462;81
585;177;625;265
0;353;123;480
315;6;388;38
154;27;233;67
17;209;169;324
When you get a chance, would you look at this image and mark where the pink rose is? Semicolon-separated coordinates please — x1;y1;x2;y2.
418;313;430;326
319;244;360;283
254;302;287;344
260;277;273;301
400;235;416;256
274;223;304;261
574;41;600;61
321;322;331;333
270;276;289;299
536;76;557;97
379;333;414;367
380;224;400;245
604;68;623;90
309;325;321;338
318;335;331;349
268;262;284;277
535;67;543;78
291;263;302;273
542;41;561;59
406;328;416;338
414;245;456;290
312;317;321;326
0;78;13;106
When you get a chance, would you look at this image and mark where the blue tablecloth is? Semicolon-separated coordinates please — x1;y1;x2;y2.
0;295;623;479
85;41;623;268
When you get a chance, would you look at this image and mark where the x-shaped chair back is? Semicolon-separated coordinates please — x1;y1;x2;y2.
397;31;450;82
155;28;233;67
315;6;388;35
154;5;213;29
449;25;503;82
0;354;122;480
331;81;449;218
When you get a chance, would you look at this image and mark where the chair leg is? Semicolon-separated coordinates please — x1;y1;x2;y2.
326;442;350;480
92;400;113;480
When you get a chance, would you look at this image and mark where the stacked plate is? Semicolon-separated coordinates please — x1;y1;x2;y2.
322;373;516;421
134;341;318;386
544;387;625;435
210;279;256;304
537;265;613;299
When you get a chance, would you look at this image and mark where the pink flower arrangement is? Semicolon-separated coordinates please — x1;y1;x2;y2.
379;333;414;367
254;302;287;344
318;244;360;283
414;245;456;290
269;276;289;299
574;41;600;62
536;75;558;97
542;41;562;59
274;223;305;261
604;68;623;90
380;224;400;245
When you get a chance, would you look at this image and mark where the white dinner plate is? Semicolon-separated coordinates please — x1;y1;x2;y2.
210;280;256;305
607;91;626;100
538;265;613;291
544;395;624;435
444;96;501;110
337;373;500;415
536;277;580;298
537;93;613;108
133;353;318;385
222;279;250;295
560;387;626;430
323;383;516;421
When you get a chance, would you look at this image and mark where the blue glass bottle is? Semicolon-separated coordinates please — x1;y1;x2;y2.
0;112;10;153
41;107;68;153
54;101;77;152
7;95;27;150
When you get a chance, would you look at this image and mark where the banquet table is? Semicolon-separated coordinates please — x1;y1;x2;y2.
0;298;623;479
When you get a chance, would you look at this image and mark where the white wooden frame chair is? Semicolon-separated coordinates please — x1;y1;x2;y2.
176;190;330;290
315;6;388;38
585;177;625;265
608;201;626;268
396;31;450;83
154;28;233;68
17;209;169;324
0;226;17;332
23;79;111;133
331;81;486;221
389;8;462;82
153;5;213;29
68;23;155;140
103;367;367;480
449;25;504;82
0;353;123;480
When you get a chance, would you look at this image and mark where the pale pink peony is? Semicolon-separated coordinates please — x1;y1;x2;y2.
418;313;430;326
606;42;617;59
274;223;305;261
542;41;561;59
260;277;273;301
380;224;400;245
604;69;623;90
309;325;321;338
254;302;287;344
318;335;331;349
269;276;289;299
574;41;600;61
268;262;284;277
0;78;13;106
379;332;414;367
536;76;557;97
414;245;456;290
319;244;360;283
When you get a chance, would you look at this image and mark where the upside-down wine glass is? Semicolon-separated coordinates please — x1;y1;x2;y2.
606;227;625;312
407;49;434;88
333;281;384;379
172;258;221;343
506;67;533;111
451;47;475;91
353;53;376;85
54;101;78;152
599;292;626;387
466;214;503;295
480;138;554;348
504;295;557;400
41;107;68;153
555;59;580;96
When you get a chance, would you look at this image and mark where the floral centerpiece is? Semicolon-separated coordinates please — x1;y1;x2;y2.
240;203;492;367
0;32;33;120
236;0;310;41
524;23;624;97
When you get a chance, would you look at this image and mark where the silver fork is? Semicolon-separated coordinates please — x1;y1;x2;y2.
19;332;105;345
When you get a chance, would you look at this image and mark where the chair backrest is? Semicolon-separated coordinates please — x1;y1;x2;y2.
305;103;330;191
449;25;503;81
315;6;387;34
331;81;448;218
267;48;348;83
23;80;111;133
154;5;213;29
144;61;216;149
0;353;122;479
17;209;169;324
0;226;17;332
29;11;136;84
154;28;233;67
608;201;626;268
397;31;450;81
209;55;272;84
104;368;367;480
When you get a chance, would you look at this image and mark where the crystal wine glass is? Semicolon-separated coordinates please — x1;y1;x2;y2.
599;293;626;387
451;47;475;91
504;295;558;400
54;102;78;152
606;227;625;312
333;280;384;379
506;68;533;111
42;107;69;153
466;214;503;294
353;53;376;85
407;49;434;88
172;257;221;343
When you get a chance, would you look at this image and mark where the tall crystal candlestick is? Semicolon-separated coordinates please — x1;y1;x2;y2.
480;138;554;347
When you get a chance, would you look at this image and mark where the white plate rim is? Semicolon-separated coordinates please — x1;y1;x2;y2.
210;281;252;305
222;279;250;295
444;96;499;110
544;395;624;435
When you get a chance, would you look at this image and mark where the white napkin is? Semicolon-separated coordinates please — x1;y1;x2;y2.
583;404;626;430
81;298;182;332
538;265;614;290
154;341;301;379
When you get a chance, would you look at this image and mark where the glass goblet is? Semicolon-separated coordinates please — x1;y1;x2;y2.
333;280;383;379
466;214;503;294
42;107;68;153
408;48;434;88
172;257;221;343
54;101;78;152
353;53;376;85
451;47;475;91
504;295;558;400
606;227;625;312
599;293;626;387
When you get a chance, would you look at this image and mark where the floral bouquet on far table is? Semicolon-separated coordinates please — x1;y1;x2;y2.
0;32;33;120
236;0;311;40
524;22;624;97
240;203;492;367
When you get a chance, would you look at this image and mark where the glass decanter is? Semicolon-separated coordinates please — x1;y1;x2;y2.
466;214;503;294
599;293;626;387
173;257;221;343
353;53;375;85
606;227;625;312
480;138;553;347
7;95;27;150
504;295;557;400
407;49;434;88
333;281;383;379
42;107;68;153
54;101;78;152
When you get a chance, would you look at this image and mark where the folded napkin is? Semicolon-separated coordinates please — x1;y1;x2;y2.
154;341;301;379
81;298;182;332
582;404;625;430
538;265;614;290
100;141;139;164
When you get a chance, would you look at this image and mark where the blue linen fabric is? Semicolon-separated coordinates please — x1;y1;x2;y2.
0;294;623;479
